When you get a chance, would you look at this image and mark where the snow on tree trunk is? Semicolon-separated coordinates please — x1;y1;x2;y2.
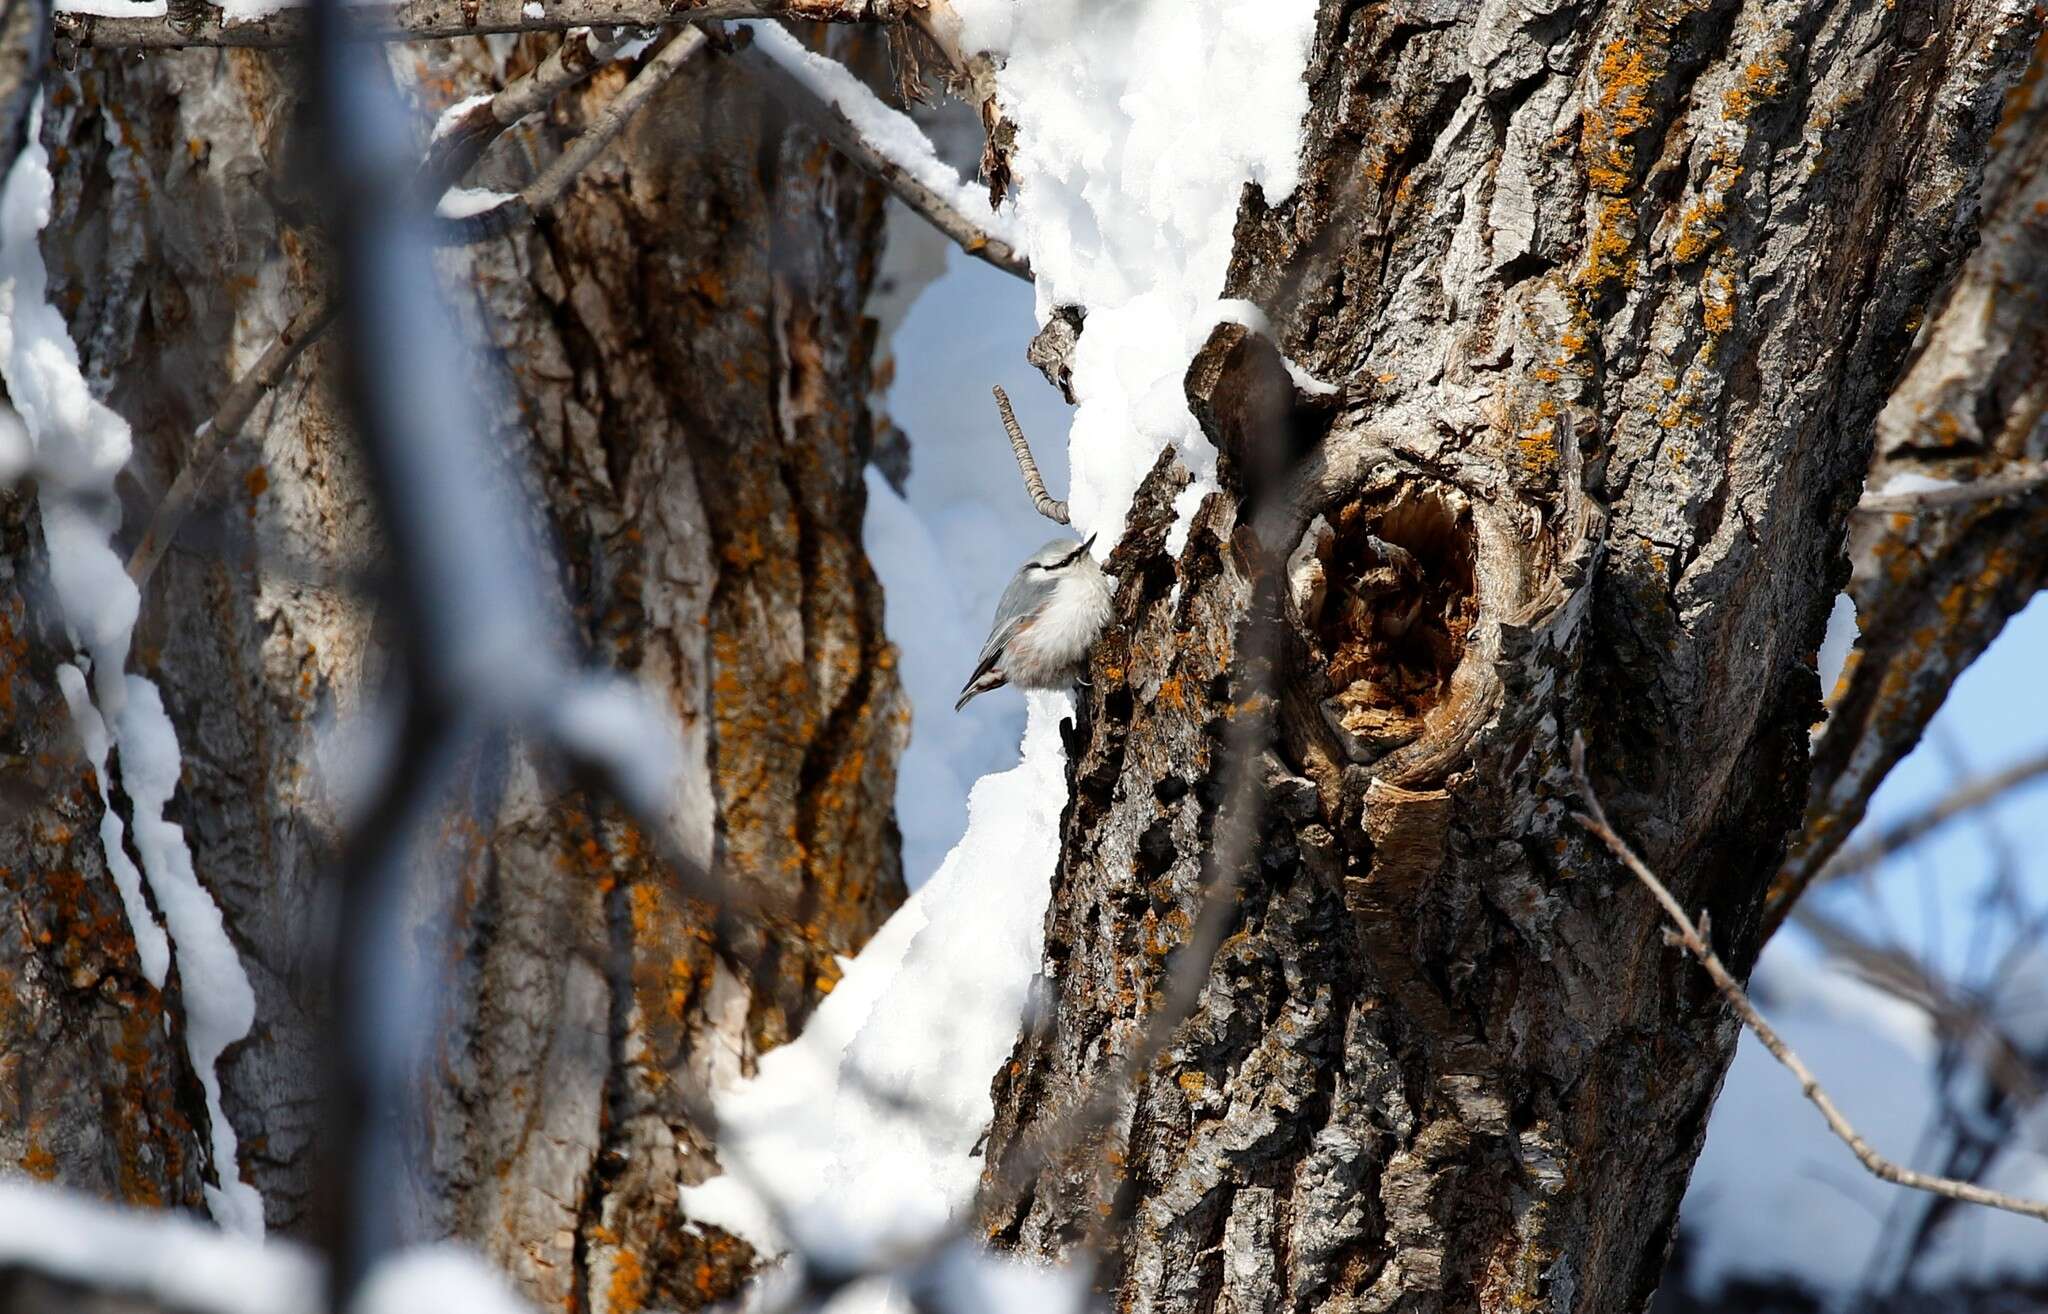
13;32;905;1311
981;6;2037;1313
0;494;210;1216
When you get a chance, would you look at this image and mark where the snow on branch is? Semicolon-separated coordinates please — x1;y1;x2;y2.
0;1180;317;1314
1569;733;2048;1227
417;23;636;195
1855;462;2048;514
0;1179;540;1314
51;0;899;49
732;19;1029;281
438;26;708;242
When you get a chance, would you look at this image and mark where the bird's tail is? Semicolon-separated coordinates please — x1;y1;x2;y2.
955;672;1007;712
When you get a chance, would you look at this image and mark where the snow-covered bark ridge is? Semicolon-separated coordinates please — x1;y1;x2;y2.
685;0;1320;1300
0;102;264;1236
949;0;1318;544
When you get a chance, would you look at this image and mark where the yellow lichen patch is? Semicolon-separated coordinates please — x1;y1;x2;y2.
1176;1071;1206;1095
1672;195;1726;264
1583;38;1658;194
1722;48;1786;123
607;1246;647;1314
1576;196;1637;298
1701;268;1737;336
1518;400;1561;474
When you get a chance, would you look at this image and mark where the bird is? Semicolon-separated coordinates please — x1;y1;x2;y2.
955;534;1112;711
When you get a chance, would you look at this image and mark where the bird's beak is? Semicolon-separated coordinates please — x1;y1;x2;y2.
1081;533;1098;554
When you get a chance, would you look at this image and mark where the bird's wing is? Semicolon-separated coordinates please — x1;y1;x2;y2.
961;570;1051;693
965;611;1030;690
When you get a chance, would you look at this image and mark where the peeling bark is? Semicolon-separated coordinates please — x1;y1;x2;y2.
10;27;905;1312
983;5;2038;1313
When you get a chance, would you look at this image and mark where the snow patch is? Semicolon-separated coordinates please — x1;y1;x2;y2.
738;21;1019;252
0;1180;541;1314
949;0;1318;541
115;676;265;1236
1815;591;1858;716
430;92;493;143
57;663;172;987
1874;470;1963;498
0;99;264;1236
352;1245;531;1314
0;1181;317;1314
51;0;167;15
435;186;516;220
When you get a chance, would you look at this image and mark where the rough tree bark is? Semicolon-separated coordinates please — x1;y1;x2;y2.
982;5;2038;1314
6;25;906;1312
1772;26;2048;922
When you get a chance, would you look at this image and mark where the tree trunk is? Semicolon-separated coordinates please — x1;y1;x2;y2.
982;6;2038;1313
10;27;905;1312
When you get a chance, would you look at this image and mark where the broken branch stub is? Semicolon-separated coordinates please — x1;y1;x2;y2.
992;384;1068;525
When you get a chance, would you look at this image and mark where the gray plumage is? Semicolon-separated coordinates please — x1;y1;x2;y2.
956;535;1111;711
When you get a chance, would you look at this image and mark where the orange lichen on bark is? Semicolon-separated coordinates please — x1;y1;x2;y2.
607;1246;647;1314
1701;268;1737;335
1576;196;1638;298
1518;399;1562;473
1722;48;1786;122
1583;38;1657;194
1672;195;1726;263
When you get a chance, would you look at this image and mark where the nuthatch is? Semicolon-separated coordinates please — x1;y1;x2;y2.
955;534;1111;711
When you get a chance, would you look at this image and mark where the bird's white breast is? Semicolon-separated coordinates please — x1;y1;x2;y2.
1007;565;1112;686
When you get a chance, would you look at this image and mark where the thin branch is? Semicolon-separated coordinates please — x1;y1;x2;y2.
1568;732;2048;1227
1792;905;2044;1110
730;24;1029;281
417;23;633;197
125;293;337;588
53;0;898;49
991;385;1067;525
305;6;755;1301
439;25;708;243
128;31;664;588
1816;746;2048;885
1856;464;2048;514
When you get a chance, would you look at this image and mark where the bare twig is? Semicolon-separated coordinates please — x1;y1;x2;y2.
731;30;1029;281
1568;732;2048;1226
1856;465;2048;514
417;24;635;197
439;26;708;243
304;8;758;1302
1816;746;2048;885
128;32;666;588
53;0;898;49
991;385;1067;525
1793;905;2043;1110
125;294;337;588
